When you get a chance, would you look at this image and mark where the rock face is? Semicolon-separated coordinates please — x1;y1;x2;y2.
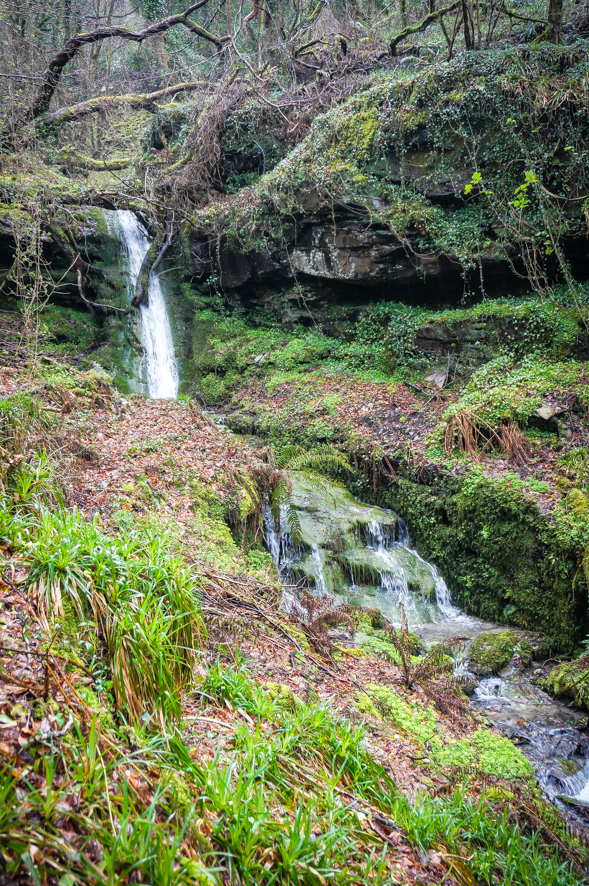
189;46;589;307
189;211;521;310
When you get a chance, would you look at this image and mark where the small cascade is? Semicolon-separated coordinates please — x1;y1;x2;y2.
115;210;179;399
264;472;464;629
474;677;507;700
364;519;462;623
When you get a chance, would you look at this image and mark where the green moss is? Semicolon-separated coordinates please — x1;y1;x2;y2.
355;692;382;719
264;681;301;711
546;656;589;708
368;683;532;780
568;488;589;516
469;631;516;676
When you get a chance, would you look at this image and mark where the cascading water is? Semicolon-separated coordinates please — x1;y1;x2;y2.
114;210;179;399
262;472;589;816
364;519;462;623
263;472;464;629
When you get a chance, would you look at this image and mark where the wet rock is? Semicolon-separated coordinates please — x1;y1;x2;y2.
458;678;480;696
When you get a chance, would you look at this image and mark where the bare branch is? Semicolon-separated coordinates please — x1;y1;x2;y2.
7;0;229;133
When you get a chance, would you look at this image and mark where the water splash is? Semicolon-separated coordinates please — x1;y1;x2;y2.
115;210;178;399
365;518;462;623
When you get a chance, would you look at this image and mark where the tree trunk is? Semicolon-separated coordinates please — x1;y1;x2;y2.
548;0;563;42
462;0;473;48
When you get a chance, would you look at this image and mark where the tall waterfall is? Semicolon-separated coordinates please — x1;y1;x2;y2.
116;210;179;399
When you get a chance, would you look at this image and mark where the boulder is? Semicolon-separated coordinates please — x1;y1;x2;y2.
226;412;255;435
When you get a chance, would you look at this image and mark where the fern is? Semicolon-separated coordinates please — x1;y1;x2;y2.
279;443;349;476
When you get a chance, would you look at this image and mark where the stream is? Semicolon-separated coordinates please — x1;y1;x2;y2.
263;473;589;818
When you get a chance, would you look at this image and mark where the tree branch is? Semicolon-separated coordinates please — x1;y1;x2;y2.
58;150;133;171
500;3;548;25
389;0;461;55
7;0;229;133
38;81;206;127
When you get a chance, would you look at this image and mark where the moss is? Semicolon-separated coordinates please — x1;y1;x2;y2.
264;682;301;711
226;412;255;435
469;631;516;676
568;488;589;516
546;656;589;708
334;644;366;658
367;466;586;652
195;45;589;289
355;692;382;719
368;683;532;779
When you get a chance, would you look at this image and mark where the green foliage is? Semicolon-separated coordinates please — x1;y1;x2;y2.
546;656;589;708
438;355;581;434
367;682;533;780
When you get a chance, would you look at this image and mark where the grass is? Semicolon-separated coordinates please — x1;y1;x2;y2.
1;662;586;886
3;474;204;726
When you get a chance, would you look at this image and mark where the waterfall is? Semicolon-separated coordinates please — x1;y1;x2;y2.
115;210;179;399
264;474;463;627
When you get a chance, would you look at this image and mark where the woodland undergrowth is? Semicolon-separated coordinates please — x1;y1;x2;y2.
0;369;586;884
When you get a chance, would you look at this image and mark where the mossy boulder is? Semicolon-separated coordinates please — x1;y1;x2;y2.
226;412;255;434
469;631;516;676
545;657;589;708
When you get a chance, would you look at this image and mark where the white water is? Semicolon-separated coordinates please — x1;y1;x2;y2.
263;494;463;627
365;519;462;622
115;210;179;399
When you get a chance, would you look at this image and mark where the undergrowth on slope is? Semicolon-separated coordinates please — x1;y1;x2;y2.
1;458;204;726
0;381;587;883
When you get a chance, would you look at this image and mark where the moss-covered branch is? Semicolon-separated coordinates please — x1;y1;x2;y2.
40;82;206;128
58;149;133;170
389;0;461;55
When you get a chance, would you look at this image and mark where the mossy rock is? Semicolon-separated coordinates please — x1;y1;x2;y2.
353;606;385;631
371;610;385;630
545;657;589;708
226;412;255;435
568;488;589;516
469;631;515;676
